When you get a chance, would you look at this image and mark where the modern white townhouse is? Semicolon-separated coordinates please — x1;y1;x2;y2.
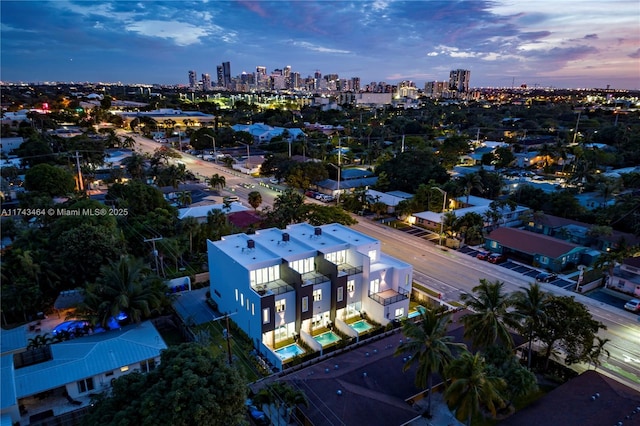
207;223;413;370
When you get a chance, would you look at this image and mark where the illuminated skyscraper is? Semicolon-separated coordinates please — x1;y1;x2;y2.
449;69;470;93
188;70;197;89
202;73;212;91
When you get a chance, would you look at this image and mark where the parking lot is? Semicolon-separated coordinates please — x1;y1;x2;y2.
459;246;577;290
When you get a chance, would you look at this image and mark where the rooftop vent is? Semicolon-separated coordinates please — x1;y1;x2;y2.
247;239;255;249
314;227;322;236
282;233;290;242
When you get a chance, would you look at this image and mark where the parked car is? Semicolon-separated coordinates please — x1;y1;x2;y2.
488;253;507;264
624;299;640;312
476;251;490;261
535;272;558;282
269;178;279;184
223;195;240;202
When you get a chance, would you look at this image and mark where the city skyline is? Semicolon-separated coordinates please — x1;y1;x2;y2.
1;1;639;90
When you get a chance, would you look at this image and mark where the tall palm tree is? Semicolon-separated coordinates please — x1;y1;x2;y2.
247;190;263;211
122;152;147;180
89;256;167;325
395;306;466;418
208;173;226;191
511;283;549;369
254;381;308;426
176;190;192;207
587;336;611;370
121;135;136;149
460;279;519;350
444;352;506;426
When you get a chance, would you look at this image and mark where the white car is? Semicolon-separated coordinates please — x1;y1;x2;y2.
624;299;640;312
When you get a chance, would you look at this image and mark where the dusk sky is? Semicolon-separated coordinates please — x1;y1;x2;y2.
1;1;639;89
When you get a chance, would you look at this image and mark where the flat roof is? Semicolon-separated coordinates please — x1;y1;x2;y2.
251;228;316;261
212;233;282;267
284;223;350;252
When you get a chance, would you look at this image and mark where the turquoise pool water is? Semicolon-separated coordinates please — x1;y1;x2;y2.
408;306;426;318
275;344;305;360
314;331;340;346
351;320;373;333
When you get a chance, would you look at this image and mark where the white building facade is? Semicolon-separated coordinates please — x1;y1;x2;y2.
207;223;412;370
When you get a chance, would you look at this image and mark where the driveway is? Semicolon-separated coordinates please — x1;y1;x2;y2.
171;288;217;325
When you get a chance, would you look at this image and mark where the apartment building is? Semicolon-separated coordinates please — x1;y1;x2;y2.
207;223;412;370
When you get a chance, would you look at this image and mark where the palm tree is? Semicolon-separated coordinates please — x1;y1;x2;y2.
587;336;610;370
89;256;168;326
444;352;506;426
254;381;309;426
122;152;147;180
511;283;549;369
247;190;262;211
460;173;483;204
208;173;226;191
176;190;192;207
395;306;466;418
121;135;136;149
27;333;53;349
460;279;519;350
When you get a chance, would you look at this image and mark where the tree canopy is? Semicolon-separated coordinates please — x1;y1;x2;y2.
82;343;248;426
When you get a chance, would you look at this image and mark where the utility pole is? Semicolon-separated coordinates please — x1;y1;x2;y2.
210;312;238;364
75;151;84;192
144;236;163;275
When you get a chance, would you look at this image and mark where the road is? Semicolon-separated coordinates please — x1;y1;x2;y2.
352;220;640;393
121;131;640;393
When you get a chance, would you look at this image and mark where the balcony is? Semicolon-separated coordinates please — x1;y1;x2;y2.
301;271;331;286
369;287;410;306
252;279;295;296
337;263;363;277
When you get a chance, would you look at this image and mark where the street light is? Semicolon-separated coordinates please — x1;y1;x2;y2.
328;163;341;204
431;187;447;247
237;141;251;169
204;134;217;164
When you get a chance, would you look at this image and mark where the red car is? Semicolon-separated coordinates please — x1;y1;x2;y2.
488;253;507;264
476;251;490;261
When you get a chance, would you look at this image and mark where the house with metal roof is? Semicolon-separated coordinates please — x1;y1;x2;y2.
484;227;588;272
1;321;167;425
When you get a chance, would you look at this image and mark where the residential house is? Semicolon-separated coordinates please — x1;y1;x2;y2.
207;223;412;371
231;123;306;144
178;203;250;223
484;227;588;272
500;370;640;426
609;256;640;297
411;195;529;232
365;189;413;214
0;137;24;155
313;168;378;199
1;321;167;426
522;213;640;252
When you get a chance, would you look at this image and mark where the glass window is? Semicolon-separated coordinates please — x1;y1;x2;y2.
77;378;94;394
276;299;286;313
370;278;380;294
368;250;377;262
313;289;322;301
395;307;404;318
302;296;309;312
290;257;314;274
347;279;355;292
325;250;346;265
140;359;156;373
337;286;344;302
262;308;270;324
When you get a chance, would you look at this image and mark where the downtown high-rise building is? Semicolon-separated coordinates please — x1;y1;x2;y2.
202;73;212;91
188;70;198;89
222;61;231;88
449;69;470;93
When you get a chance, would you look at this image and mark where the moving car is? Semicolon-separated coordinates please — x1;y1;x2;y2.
624;299;640;312
488;253;507;264
535;272;558;282
476;251;490;261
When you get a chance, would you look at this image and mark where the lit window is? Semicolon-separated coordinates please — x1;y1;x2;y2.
370;279;380;294
263;308;270;324
276;299;286;313
368;250;377;262
252;303;255;316
302;296;309;312
395;307;404;318
235;289;238;301
337;286;344;302
313;289;322;301
120;366;129;372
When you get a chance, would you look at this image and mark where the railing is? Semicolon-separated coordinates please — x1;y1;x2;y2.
301;273;331;287
369;287;410;306
253;279;295;296
338;265;363;277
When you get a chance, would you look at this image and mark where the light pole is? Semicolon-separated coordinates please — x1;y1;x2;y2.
204;134;217;164
328;163;341;204
237;141;251;169
431;187;447;247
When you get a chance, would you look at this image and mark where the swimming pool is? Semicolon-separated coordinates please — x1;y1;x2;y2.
350;320;373;333
314;331;341;346
275;344;305;361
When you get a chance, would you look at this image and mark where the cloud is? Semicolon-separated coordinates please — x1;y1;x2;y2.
236;0;270;18
291;41;351;54
125;20;210;46
584;34;598;40
629;48;640;59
